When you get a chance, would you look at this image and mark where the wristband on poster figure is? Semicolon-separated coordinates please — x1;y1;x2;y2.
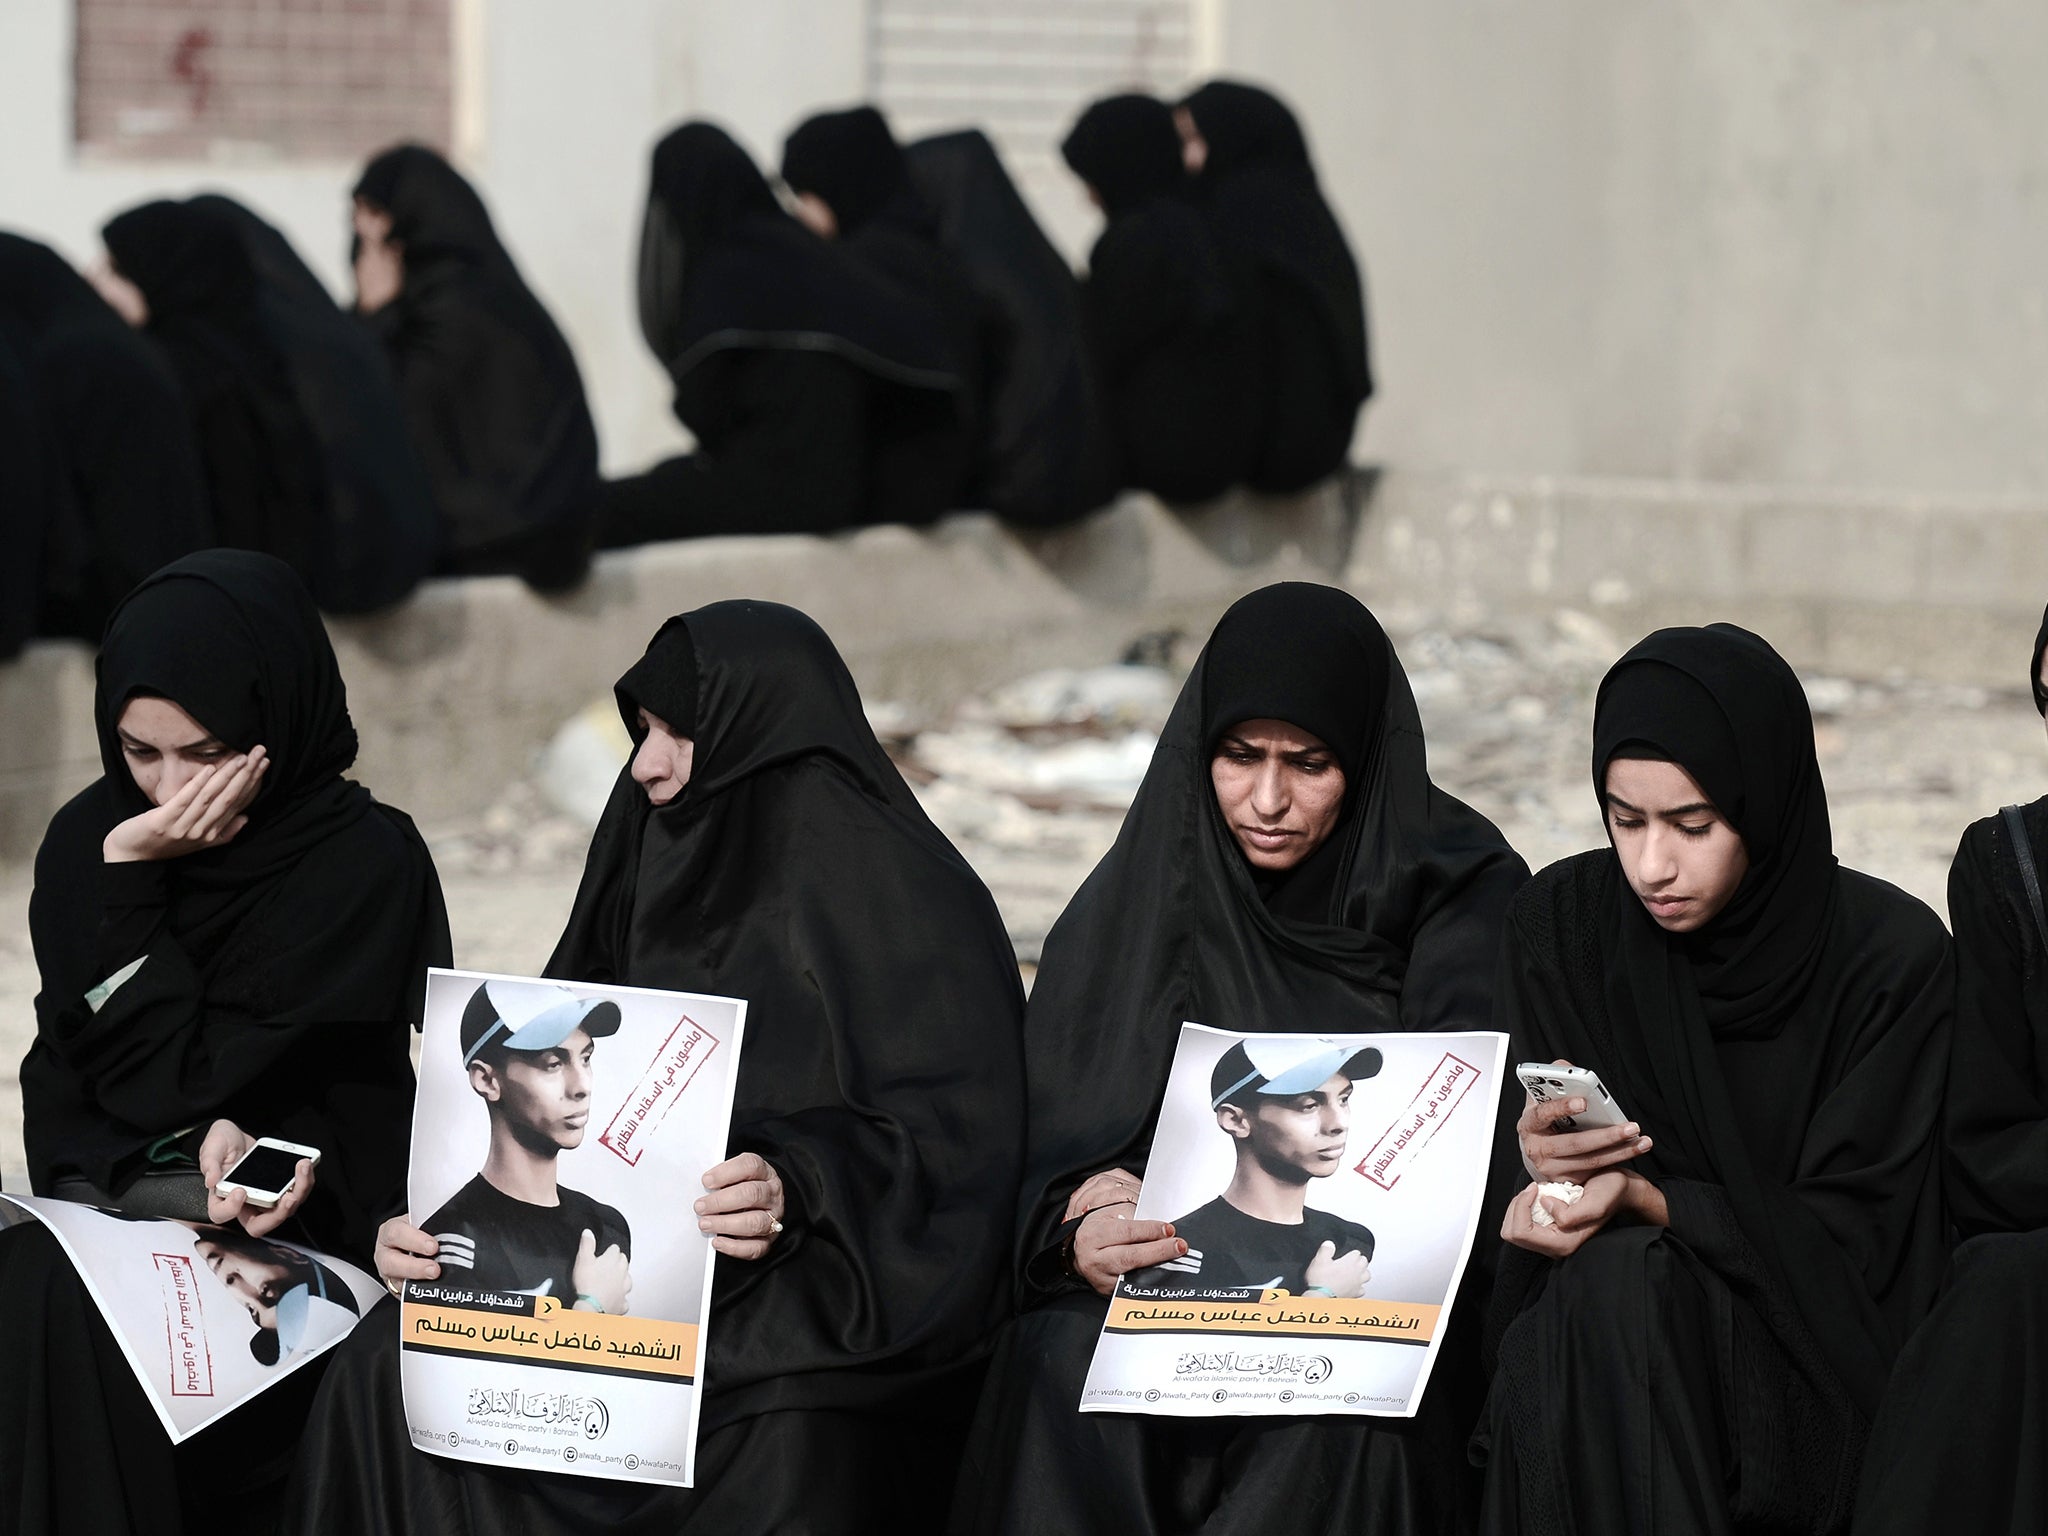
1302;1286;1335;1298
576;1294;605;1313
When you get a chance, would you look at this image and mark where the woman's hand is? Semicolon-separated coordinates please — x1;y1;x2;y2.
104;749;268;863
1501;1169;1669;1258
1070;1205;1184;1298
353;208;404;314
1064;1167;1143;1223
697;1153;785;1260
200;1118;313;1238
375;1216;441;1296
1516;1058;1652;1182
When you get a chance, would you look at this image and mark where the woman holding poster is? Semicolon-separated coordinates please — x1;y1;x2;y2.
286;600;1027;1534
0;550;450;1536
953;583;1527;1535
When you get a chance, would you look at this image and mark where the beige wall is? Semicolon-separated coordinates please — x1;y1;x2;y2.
1222;0;2048;499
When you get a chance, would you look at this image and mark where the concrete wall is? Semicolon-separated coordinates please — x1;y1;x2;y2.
1222;0;2048;500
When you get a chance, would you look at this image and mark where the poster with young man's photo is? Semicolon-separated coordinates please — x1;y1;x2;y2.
0;1193;381;1440
400;968;745;1488
1080;1022;1508;1418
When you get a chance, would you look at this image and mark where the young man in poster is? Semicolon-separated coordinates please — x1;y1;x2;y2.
423;980;635;1312
1128;1038;1380;1298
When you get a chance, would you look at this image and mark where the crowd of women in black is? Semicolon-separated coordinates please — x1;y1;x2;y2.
1;80;1371;663
2;535;2043;1536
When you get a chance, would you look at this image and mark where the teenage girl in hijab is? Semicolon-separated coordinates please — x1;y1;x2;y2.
351;145;602;590
1479;624;1951;1536
0;549;451;1534
96;196;437;614
283;600;1028;1535
1849;612;2048;1536
953;583;1528;1535
0;231;210;644
1061;93;1262;505
1176;81;1372;494
781;103;993;513
596;122;968;547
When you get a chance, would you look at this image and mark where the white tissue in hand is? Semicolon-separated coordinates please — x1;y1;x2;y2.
1528;1181;1585;1228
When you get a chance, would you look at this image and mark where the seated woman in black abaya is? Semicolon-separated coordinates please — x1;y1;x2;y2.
596;123;968;547
351;144;601;590
1175;81;1371;494
283;600;1027;1535
1851;610;2048;1536
1479;624;1951;1536
0;550;452;1536
1060;93;1261;506
952;583;1528;1536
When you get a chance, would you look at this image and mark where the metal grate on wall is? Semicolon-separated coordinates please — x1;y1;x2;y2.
869;0;1196;255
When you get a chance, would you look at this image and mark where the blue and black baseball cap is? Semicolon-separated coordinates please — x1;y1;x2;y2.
460;979;622;1069
1210;1037;1383;1109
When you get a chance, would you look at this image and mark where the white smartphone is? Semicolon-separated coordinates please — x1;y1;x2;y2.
1516;1063;1630;1134
216;1138;322;1209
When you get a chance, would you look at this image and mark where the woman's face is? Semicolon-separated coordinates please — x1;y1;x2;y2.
116;696;233;806
87;256;149;327
1173;105;1207;174
1603;756;1751;932
1209;718;1348;872
631;708;695;806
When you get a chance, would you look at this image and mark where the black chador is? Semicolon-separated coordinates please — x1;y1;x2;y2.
1;550;450;1535
953;584;1527;1535
353;145;601;589
1062;93;1261;505
282;601;1028;1535
1476;624;1951;1536
781;104;992;514
1179;81;1372;494
902;127;1116;527
0;232;210;645
101;197;437;614
597;123;967;546
1851;610;2048;1536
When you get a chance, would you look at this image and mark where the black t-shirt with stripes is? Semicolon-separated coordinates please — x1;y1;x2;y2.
1123;1195;1375;1296
423;1174;632;1302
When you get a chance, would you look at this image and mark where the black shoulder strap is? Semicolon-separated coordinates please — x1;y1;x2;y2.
2001;803;2048;953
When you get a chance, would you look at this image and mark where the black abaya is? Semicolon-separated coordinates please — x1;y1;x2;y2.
103;198;437;614
1848;784;2048;1535
904;128;1115;525
1476;625;1952;1536
1181;82;1371;493
1062;94;1261;505
3;550;450;1536
954;584;1528;1536
0;232;211;643
282;600;1026;1534
598;122;966;545
0;332;50;660
353;146;601;588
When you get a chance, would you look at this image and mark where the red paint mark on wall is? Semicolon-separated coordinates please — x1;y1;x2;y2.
170;28;215;116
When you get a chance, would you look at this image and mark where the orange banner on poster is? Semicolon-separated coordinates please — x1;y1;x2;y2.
404;1295;697;1380
1104;1292;1441;1344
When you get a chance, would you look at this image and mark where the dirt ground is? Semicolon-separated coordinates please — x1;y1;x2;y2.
3;606;2040;1188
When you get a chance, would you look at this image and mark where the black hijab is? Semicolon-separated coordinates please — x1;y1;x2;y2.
636;121;958;399
1061;94;1187;218
23;551;450;1257
549;601;1025;1428
780;106;923;237
1503;623;1949;1416
1016;583;1528;1287
0;232;211;641
903;128;1115;524
350;146;599;571
1180;79;1372;409
2029;603;2048;714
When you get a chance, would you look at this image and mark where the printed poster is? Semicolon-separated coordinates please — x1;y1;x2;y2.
400;968;746;1488
0;1192;382;1441
1081;1023;1508;1418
